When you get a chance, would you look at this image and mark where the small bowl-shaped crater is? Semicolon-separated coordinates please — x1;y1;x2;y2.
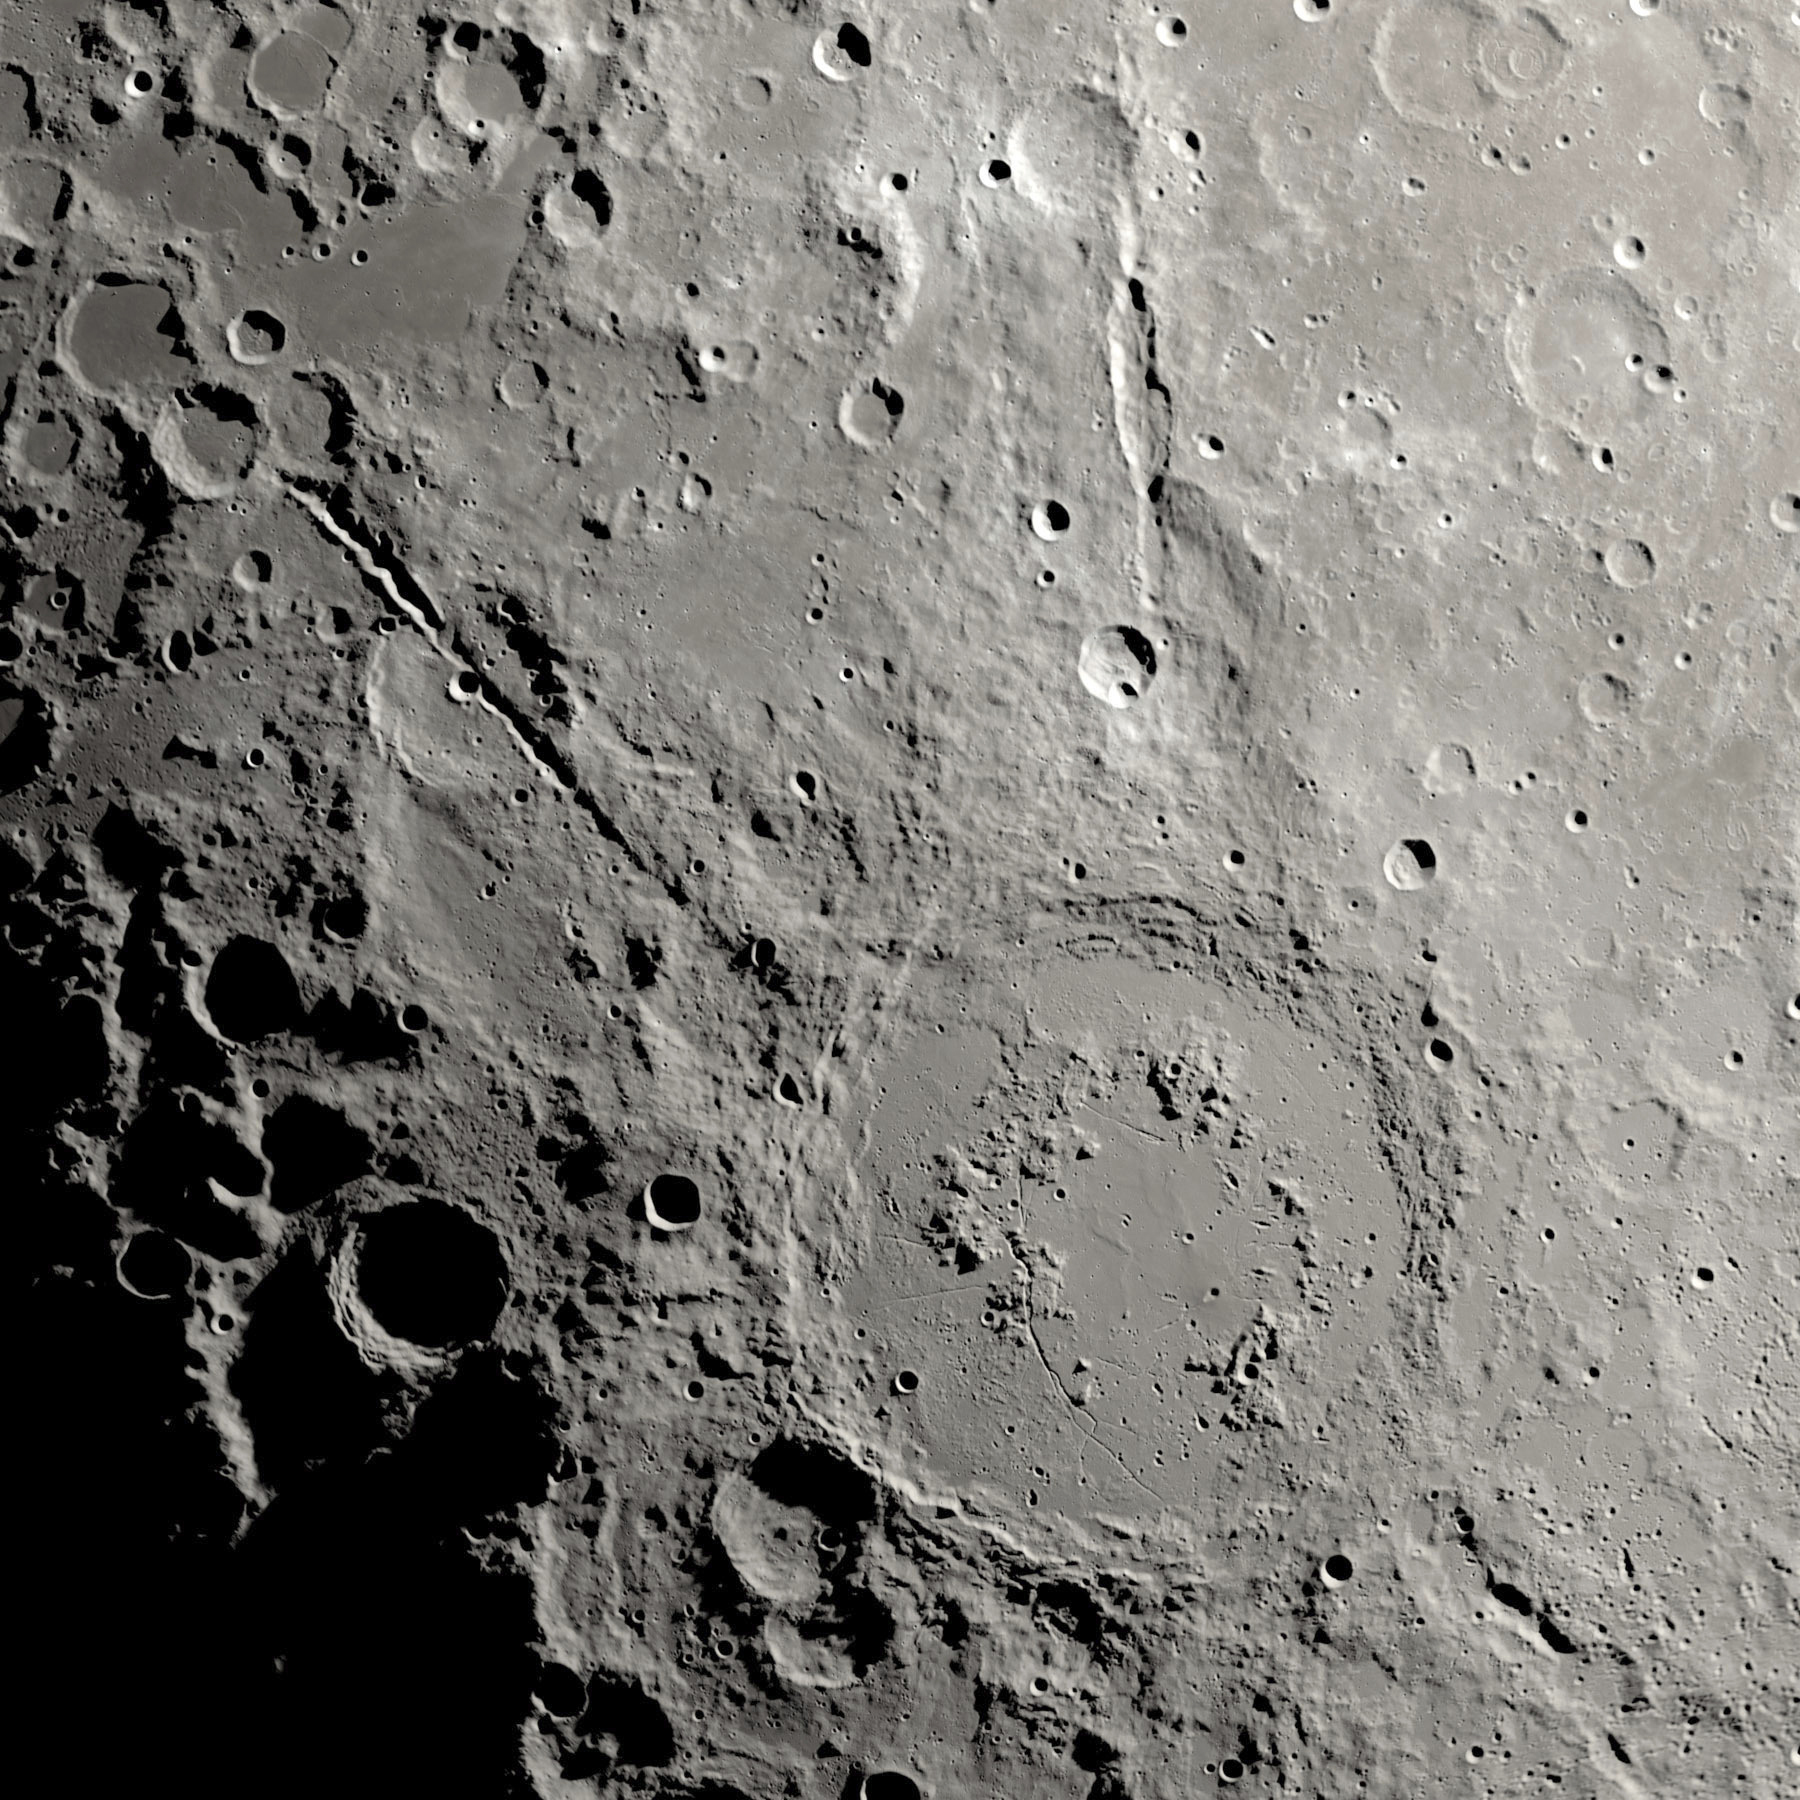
1382;837;1438;890
205;934;302;1042
813;21;872;81
698;340;759;382
232;549;273;589
355;1200;508;1348
227;308;288;365
839;377;904;446
1577;669;1633;727
534;1662;586;1718
321;892;368;940
118;1230;192;1300
1078;625;1156;708
644;1171;703;1232
863;1774;923;1800
1320;1551;1354;1586
1602;538;1655;588
1031;499;1071;540
499;359;549;409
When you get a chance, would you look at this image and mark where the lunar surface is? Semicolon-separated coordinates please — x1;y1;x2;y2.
5;2;1798;1795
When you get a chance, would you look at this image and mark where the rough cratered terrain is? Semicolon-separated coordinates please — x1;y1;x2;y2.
5;1;1798;1795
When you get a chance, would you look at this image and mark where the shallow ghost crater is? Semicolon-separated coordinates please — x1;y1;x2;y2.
6;1;1797;1795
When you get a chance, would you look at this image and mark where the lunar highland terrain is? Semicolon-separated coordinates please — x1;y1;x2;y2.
5;1;1798;1795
